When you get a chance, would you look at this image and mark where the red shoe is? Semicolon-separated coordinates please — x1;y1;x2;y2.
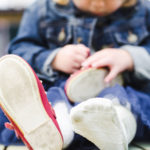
0;55;63;150
65;67;123;103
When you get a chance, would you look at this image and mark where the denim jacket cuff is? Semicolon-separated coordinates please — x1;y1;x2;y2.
120;45;150;80
42;48;60;77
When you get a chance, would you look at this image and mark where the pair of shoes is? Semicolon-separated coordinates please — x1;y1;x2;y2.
0;55;63;150
65;67;123;102
0;55;136;150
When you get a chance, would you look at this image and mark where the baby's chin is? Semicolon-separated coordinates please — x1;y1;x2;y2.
90;11;110;17
78;7;114;17
90;9;119;17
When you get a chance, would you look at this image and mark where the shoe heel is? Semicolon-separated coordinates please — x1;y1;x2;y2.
25;120;62;150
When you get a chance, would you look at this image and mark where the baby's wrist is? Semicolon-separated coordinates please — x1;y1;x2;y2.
51;53;60;71
120;50;134;71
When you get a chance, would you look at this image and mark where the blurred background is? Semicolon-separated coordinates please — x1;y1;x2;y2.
0;0;36;56
0;0;150;57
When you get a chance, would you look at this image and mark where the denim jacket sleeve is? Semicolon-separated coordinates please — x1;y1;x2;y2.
121;45;150;81
119;1;150;82
8;0;59;82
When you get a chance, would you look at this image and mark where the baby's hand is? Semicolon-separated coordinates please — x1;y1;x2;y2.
52;44;90;74
82;48;134;83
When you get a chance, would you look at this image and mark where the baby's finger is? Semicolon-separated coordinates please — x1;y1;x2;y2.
72;68;79;73
104;68;118;83
91;58;110;68
74;55;87;64
82;55;99;67
73;62;81;69
76;44;90;57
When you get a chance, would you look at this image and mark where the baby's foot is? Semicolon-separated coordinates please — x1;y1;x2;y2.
70;98;128;150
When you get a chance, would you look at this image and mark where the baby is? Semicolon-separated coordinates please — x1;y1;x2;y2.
0;0;149;149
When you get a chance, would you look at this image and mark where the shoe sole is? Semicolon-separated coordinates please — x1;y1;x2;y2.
0;55;63;150
70;98;128;150
65;68;123;103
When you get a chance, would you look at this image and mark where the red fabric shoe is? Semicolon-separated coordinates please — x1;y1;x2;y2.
0;55;63;150
65;67;123;103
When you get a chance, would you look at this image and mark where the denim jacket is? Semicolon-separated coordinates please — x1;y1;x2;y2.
8;0;150;93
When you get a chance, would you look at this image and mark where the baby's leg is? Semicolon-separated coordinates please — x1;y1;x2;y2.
70;98;136;150
47;87;74;149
